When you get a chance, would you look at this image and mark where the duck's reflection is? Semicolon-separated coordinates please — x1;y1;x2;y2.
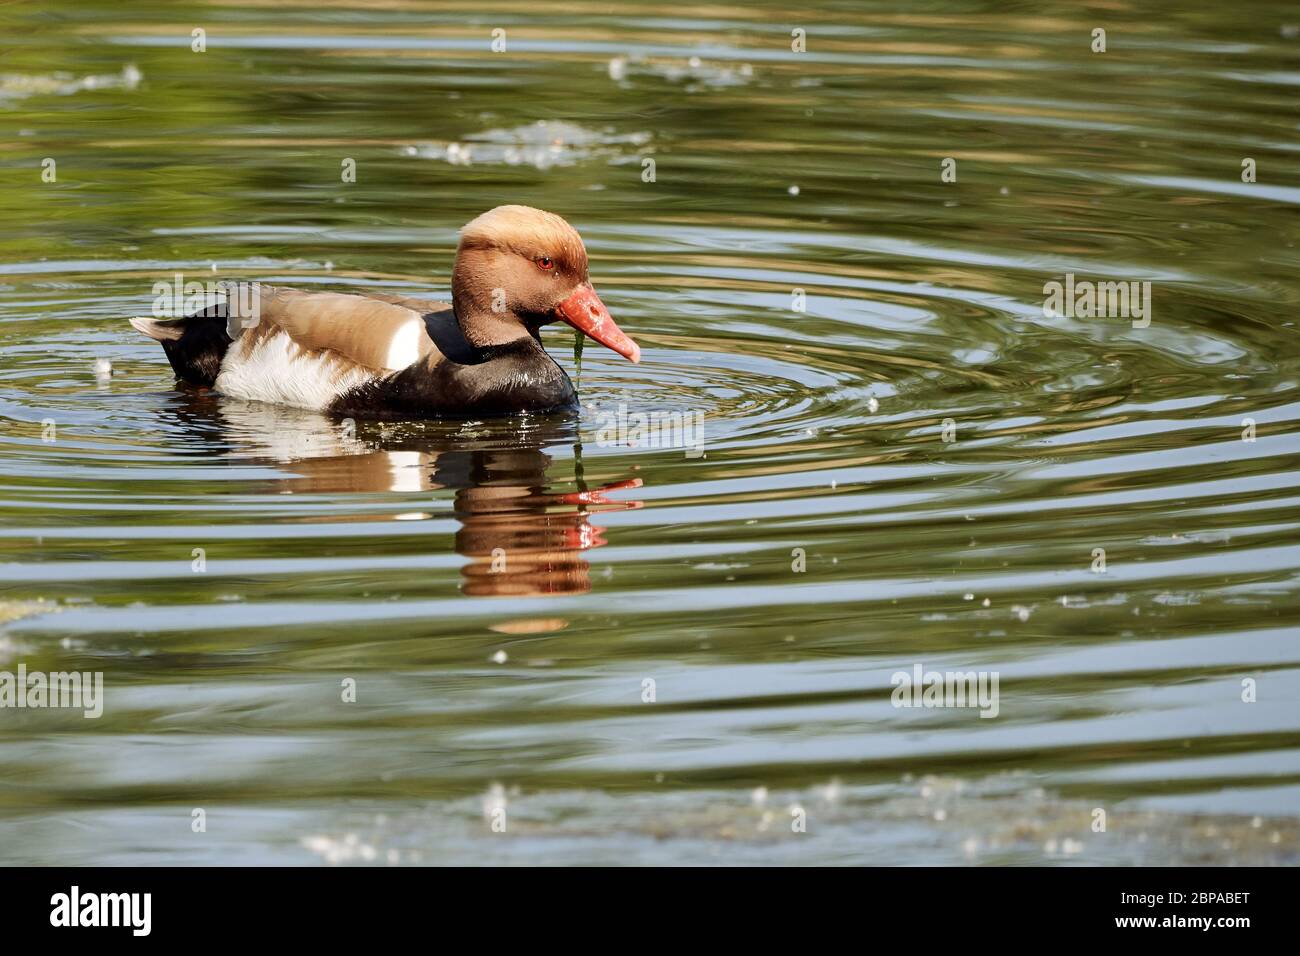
449;448;641;597
166;390;642;597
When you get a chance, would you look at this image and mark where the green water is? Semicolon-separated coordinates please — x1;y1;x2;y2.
1;1;1299;864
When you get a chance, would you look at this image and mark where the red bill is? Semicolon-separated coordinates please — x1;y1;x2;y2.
556;284;640;363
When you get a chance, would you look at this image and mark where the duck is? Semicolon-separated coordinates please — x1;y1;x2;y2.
128;205;640;418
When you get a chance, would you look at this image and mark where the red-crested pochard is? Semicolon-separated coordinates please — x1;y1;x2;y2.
128;206;640;417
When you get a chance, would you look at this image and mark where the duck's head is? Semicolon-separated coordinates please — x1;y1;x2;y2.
451;205;640;362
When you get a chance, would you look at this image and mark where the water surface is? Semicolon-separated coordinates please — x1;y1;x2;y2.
1;1;1299;864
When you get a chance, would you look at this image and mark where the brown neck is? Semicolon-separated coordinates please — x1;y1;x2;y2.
451;245;536;350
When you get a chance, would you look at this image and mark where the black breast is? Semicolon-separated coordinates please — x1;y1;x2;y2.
329;336;577;419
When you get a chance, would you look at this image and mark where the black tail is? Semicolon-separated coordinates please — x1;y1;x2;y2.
130;304;233;387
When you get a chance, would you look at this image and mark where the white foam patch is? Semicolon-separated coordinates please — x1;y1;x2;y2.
385;451;429;493
215;331;378;410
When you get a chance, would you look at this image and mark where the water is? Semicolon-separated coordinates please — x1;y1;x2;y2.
2;1;1299;865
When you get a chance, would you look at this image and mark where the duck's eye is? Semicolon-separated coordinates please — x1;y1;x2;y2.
536;256;555;271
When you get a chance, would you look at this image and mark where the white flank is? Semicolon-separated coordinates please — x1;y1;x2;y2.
384;318;424;371
214;331;378;410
